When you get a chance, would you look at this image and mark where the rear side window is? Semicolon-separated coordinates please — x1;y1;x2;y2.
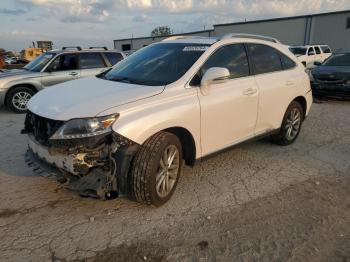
201;44;250;79
321;46;331;54
314;46;321;55
104;52;123;66
279;52;296;70
79;53;105;69
248;44;282;74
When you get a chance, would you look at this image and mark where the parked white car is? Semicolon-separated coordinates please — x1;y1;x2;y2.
23;34;312;206
289;45;332;68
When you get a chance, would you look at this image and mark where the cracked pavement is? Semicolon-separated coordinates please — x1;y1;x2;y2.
0;100;349;261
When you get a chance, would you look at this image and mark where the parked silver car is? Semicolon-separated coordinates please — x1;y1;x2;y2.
0;47;125;113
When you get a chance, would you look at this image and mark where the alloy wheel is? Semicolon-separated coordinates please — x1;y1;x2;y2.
285;107;301;141
12;91;32;111
155;144;180;198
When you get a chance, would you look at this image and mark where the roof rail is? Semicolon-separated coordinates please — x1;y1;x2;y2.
89;46;108;50
221;33;280;43
62;46;82;51
162;35;213;41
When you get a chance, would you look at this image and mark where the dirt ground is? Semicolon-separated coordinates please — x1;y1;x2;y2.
0;101;349;262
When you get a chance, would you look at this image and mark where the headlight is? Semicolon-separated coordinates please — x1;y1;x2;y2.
50;114;119;140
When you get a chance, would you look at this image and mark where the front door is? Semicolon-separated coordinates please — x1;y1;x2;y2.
197;44;259;156
41;53;80;87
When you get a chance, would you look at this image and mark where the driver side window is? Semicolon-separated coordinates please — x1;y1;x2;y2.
190;44;249;86
47;54;78;72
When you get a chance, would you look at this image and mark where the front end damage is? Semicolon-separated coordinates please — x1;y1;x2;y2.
22;112;139;199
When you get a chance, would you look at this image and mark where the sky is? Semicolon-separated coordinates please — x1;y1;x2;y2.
0;0;349;51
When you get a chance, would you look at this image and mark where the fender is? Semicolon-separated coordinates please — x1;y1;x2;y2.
106;88;202;159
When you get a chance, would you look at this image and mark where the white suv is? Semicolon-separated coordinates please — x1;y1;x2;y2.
289;45;332;68
23;34;312;206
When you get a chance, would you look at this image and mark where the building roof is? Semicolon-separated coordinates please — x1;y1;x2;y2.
114;9;350;42
214;9;350;27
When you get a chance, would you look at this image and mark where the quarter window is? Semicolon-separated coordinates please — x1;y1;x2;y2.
104;52;123;66
201;44;250;79
79;53;105;69
279;52;296;70
321;46;331;54
248;44;282;74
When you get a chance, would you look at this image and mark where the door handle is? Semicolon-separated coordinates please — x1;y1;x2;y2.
69;72;78;76
286;80;295;86
243;88;257;96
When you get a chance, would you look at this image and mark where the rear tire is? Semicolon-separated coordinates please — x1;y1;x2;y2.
6;86;35;113
129;132;183;206
271;101;304;146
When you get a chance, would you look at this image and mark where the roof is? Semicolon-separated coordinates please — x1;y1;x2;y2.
214;9;350;27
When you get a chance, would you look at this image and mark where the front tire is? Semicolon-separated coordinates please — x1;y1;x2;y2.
6;86;35;113
129;132;183;206
271;101;304;146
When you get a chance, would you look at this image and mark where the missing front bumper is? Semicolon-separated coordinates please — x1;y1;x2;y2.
25;133;139;199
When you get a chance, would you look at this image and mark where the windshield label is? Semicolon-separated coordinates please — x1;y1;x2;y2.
183;46;209;52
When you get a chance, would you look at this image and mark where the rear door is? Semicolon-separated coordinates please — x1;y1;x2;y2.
79;52;109;77
247;43;298;134
41;53;80;87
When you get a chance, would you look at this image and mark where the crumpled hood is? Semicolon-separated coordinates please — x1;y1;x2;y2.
28;76;165;121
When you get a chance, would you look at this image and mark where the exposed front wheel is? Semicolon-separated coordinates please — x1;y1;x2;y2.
6;86;35;113
129;132;183;206
271;101;304;146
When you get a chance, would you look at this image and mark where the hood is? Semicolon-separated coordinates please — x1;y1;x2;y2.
0;69;41;81
311;66;350;83
28;76;165;120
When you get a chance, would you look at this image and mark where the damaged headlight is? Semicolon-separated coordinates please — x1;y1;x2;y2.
50;114;119;140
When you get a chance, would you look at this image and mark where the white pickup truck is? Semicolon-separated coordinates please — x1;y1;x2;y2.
289;45;332;68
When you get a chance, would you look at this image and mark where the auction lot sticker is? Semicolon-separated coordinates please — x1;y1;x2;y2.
183;46;209;52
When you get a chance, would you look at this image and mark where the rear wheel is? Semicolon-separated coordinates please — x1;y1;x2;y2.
6;86;35;113
129;132;183;206
271;101;304;146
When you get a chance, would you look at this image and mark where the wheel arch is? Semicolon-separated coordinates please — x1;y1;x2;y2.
4;83;39;106
163;127;196;167
293;96;307;119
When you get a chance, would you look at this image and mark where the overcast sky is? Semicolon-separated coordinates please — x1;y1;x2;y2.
0;0;349;51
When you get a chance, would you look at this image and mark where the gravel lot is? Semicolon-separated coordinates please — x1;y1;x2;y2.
0;101;349;262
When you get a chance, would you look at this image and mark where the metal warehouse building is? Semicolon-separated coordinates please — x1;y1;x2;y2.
114;10;350;52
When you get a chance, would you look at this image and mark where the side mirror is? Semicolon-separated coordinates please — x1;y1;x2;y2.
313;61;322;66
200;67;230;95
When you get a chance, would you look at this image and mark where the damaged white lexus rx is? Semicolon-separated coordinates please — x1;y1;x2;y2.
23;34;312;206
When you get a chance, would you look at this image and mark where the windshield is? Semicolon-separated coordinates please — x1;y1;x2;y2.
24;52;56;72
289;47;307;56
103;43;210;86
323;53;350;66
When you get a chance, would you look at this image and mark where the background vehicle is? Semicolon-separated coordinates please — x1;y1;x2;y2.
0;47;125;113
289;45;332;68
23;34;312;206
310;52;350;99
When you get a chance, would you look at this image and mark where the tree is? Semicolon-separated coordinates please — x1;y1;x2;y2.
150;26;173;37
